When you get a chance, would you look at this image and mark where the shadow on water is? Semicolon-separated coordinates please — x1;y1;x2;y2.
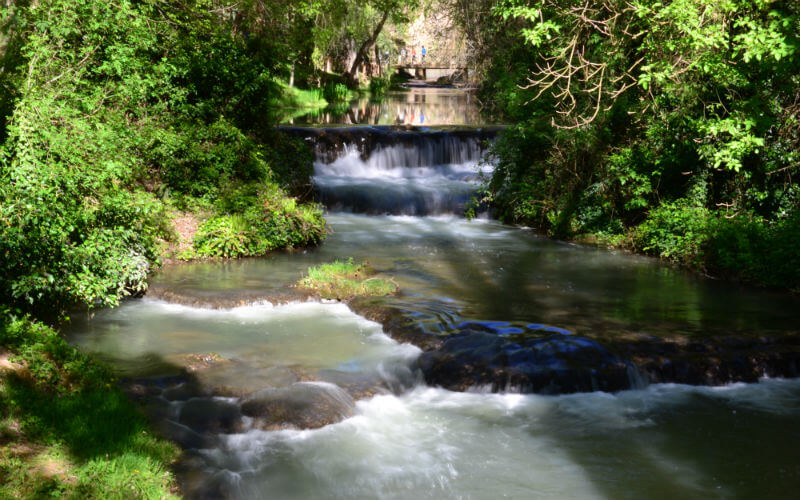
527;382;800;500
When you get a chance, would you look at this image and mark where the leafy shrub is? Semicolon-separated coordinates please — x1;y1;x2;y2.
193;215;252;258
263;132;315;197
193;184;326;259
706;211;800;289
243;185;327;252
153;117;271;200
633;201;710;266
368;77;391;96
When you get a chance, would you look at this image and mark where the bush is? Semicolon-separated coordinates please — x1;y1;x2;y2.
323;82;349;102
193;215;252;258
368;77;391;96
633;201;710;266
706;211;800;289
192;184;327;259
242;186;327;252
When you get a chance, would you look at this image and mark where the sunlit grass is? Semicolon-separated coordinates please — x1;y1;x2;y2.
0;314;180;499
298;259;398;300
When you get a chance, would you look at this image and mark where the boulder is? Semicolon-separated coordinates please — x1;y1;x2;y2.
241;382;355;430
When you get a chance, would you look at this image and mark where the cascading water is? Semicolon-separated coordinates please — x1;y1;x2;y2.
288;127;497;215
66;90;800;499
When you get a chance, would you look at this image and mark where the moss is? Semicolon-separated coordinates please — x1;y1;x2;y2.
297;259;398;301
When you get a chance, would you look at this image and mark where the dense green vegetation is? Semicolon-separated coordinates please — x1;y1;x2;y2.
298;259;399;300
459;0;800;289
0;312;180;498
0;0;330;314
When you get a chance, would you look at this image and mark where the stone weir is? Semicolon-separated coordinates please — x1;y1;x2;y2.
280;125;504;164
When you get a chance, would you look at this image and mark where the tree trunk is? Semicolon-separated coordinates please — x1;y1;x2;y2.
345;10;390;86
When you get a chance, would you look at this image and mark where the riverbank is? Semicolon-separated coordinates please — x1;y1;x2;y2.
0;314;180;498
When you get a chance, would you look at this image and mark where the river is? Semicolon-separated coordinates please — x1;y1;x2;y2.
67;88;800;499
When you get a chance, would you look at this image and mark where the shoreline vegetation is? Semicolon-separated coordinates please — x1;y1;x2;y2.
469;0;799;292
0;313;181;498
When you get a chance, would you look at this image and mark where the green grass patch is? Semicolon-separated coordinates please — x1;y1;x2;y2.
298;259;398;300
0;312;180;499
274;82;329;110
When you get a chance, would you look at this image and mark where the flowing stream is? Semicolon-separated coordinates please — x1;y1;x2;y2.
67;89;800;499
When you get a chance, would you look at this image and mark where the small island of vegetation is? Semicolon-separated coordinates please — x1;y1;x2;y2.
298;259;398;301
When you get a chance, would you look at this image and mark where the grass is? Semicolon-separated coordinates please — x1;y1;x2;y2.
273;81;329;110
298;259;398;300
0;312;180;499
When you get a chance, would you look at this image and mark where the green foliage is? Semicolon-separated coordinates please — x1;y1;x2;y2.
324;82;350;101
705;212;800;289
298;258;398;300
0;312;179;498
471;0;800;288
0;0;325;315
193;215;252;259
192;184;327;259
242;186;327;253
368;76;391;96
633;201;710;266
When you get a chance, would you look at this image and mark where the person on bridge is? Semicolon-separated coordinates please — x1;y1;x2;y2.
412;48;416;63
421;46;426;63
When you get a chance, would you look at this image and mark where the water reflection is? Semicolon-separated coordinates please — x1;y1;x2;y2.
282;88;492;126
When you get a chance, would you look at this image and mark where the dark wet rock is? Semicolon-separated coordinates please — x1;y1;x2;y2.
610;334;800;386
120;375;195;401
349;298;445;351
155;419;217;450
162;381;208;402
419;330;631;394
241;382;355;430
352;297;800;394
178;397;243;434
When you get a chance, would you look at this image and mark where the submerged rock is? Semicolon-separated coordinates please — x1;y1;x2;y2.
178;397;243;434
418;330;631;394
164;352;229;373
241;382;355;430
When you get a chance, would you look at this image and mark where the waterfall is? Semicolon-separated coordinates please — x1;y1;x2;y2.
285;126;499;215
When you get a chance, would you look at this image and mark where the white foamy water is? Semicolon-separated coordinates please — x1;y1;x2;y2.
312;141;493;215
69;299;421;386
184;379;800;500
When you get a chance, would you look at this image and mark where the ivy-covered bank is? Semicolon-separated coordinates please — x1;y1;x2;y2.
462;0;800;290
